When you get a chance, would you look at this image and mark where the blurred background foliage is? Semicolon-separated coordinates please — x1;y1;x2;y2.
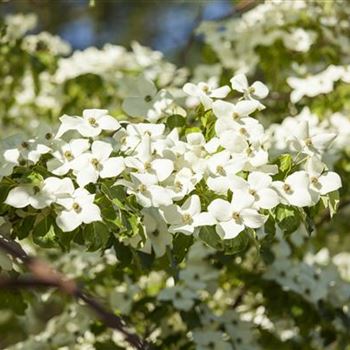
0;0;236;65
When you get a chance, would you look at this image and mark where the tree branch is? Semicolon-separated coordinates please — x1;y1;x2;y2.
0;235;150;350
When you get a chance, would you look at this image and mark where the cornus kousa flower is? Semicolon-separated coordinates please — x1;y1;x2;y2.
120;173;173;208
212;99;260;120
47;138;90;176
273;171;319;207
230;73;269;103
164;168;198;201
71;140;125;187
305;157;342;196
183;80;230;110
161;195;215;235
5;177;74;209
124;135;174;182
206;151;245;195
207;191;266;239
56;109;121;138
56;187;102;232
122;76;173;122
229;172;280;209
288;121;336;157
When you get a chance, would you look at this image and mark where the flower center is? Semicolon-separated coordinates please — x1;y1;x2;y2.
72;202;82;213
152;229;159;237
144;95;153;102
91;158;101;170
182;213;193;225
283;183;293;194
310;176;319;185
175;181;183;192
216;165;226;176
33;185;41;194
144;161;152;171
201;84;210;93
21;141;29;149
88;117;98;127
232;212;240;221
45;132;53;140
64;150;74;161
249;189;257;196
232;112;240;120
138;184;147;193
239;127;248;136
305;138;313;147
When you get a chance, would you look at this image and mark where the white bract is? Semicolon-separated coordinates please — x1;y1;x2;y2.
72;140;125;187
183;80;230;110
207;191;266;239
5;177;74;209
161;195;215;235
122;76;173;122
56;109;121;138
56;187;102;232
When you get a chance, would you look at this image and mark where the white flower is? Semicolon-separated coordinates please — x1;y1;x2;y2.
5;177;74;209
230;73;269;101
206;151;245;194
212;99;260;120
161;195;215;235
164;168;198;201
288;121;336;157
158;285;197;311
208;191;266;239
122;76;173;122
273;171;318;207
47;138;90;176
71;140;125;187
125;135;174;182
229;172;280;209
56;188;102;232
56;109;121;138
140;208;173;257
306;157;342;196
183;80;230;110
120;173;173;208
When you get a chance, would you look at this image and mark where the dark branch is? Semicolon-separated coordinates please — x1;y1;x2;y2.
0;235;150;350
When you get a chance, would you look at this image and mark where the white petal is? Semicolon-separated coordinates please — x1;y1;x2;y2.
311;133;336;151
248;172;272;190
241;208;266;228
100;157;125;178
182;195;201;216
91;141;113;161
99;115;121;131
251;81;269;99
56;210;81;232
80;204;102;224
230;73;248;92
208;199;232;222
212;100;235;119
234;100;260;116
55;115;82;139
210;85;230;98
183;83;199;97
193;212;216;227
162;205;182;225
216;220;244;239
255;188;280;209
231;190;255;211
318;172;342;195
150;186;173;207
5;186;32;208
152;159;174;182
207;176;231;195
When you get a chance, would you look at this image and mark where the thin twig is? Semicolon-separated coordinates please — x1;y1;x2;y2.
0;235;150;350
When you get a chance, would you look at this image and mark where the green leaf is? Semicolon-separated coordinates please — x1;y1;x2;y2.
84;222;110;251
274;205;302;234
173;233;193;264
100;184;126;210
166;114;185;129
274;154;292;179
223;229;252;255
198;226;223;250
32;215;56;248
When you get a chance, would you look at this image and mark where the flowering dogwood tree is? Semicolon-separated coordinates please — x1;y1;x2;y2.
1;2;350;349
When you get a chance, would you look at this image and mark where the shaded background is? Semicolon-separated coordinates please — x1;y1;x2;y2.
0;0;236;64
